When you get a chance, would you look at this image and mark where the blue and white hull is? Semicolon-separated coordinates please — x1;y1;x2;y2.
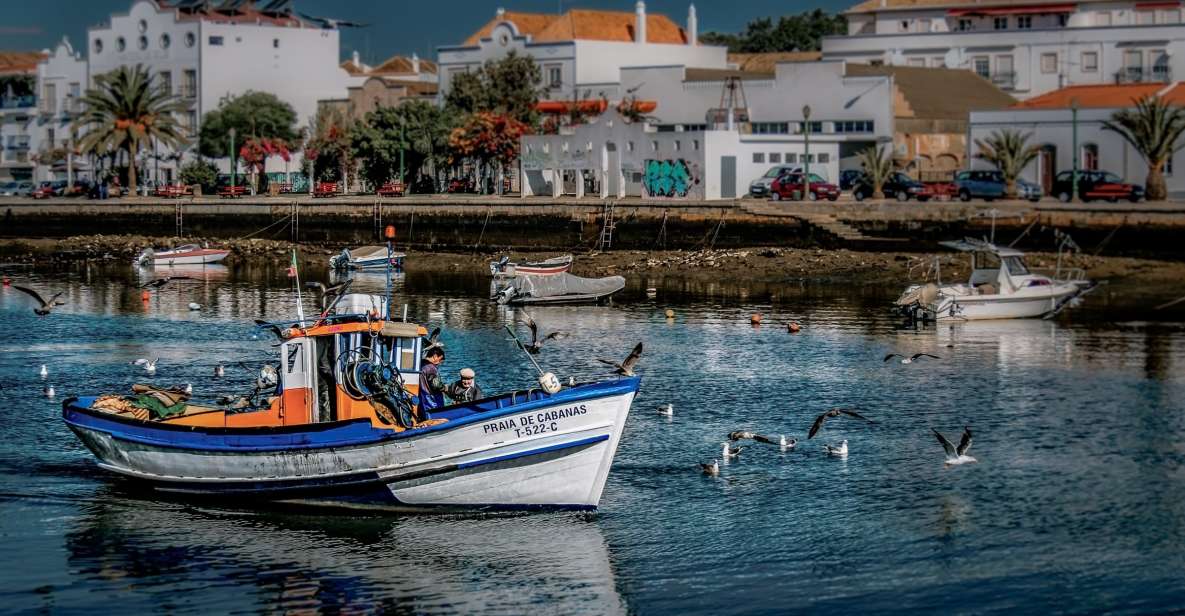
63;378;638;511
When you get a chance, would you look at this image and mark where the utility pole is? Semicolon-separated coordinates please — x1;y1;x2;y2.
399;120;405;185
802;105;812;201
229;127;237;189
1070;97;1079;203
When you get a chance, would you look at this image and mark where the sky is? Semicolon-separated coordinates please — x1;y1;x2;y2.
0;0;845;65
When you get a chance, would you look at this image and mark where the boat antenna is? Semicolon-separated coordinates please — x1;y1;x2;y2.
504;324;562;394
290;248;306;325
384;225;396;320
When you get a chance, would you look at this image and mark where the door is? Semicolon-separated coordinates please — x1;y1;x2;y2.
720;156;737;199
280;339;315;425
606;142;620;198
1038;145;1057;194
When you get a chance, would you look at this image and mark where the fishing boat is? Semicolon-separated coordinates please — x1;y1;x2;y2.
493;273;625;305
135;244;230;266
61;292;640;511
894;239;1095;321
330;246;406;271
489;254;573;278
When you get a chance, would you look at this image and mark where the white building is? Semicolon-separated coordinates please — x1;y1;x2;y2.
33;39;90;183
81;0;352;183
968;82;1185;197
822;0;1184;100
437;3;727;103
0;52;44;183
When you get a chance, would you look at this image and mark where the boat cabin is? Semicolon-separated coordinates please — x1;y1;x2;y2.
941;240;1047;294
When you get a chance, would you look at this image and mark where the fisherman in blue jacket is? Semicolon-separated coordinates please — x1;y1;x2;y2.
418;346;447;415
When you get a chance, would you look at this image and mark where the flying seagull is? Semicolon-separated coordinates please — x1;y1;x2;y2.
700;460;720;476
728;430;779;445
721;442;744;459
139;276;195;289
253;319;285;340
519;310;567;354
824;440;849;456
422;327;443;352
658;403;674;416
133;358;159;374
933;427;977;466
597;342;643;376
884;352;942;364
808;408;873;439
12;285;65;316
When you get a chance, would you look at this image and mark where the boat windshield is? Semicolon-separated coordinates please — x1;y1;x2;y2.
1003;256;1030;276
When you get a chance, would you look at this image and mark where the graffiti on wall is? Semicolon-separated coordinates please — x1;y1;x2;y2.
643;159;701;198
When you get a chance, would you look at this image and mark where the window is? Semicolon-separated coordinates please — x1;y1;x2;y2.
1057;13;1069;26
546;64;561;88
973;56;990;79
42;83;56;114
769;153;782;163
651;140;658;151
185;32;196;47
138;19;148;33
1096;12;1112;26
957;18;973;31
834;120;874;133
818;153;831;163
182;69;197;97
1137;10;1155;24
908;57;926;67
673;140;681;151
899;20;910;32
561;141;569;153
786;153;797;163
209;36;224;46
160;33;170;49
752;122;790;134
919;18;932;31
797;121;822;134
693;140;700;150
138;35;148;50
627;141;634;152
1041;53;1058;73
1017;15;1032;28
1162;9;1181;23
1151;49;1170;79
1123;49;1142;69
1081;52;1098;72
187;111;197;131
116;36;126;52
993;17;1008;30
1081;143;1098;171
542;143;549;154
753;152;765;163
46;128;55;148
930;57;945;67
158;71;171;94
93;38;103;54
273;38;280;48
1166;154;1174;176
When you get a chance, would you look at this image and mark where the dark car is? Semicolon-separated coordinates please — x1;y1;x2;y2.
31;180;68;199
1051;170;1144;203
839;169;864;191
852;171;930;202
770;172;839;201
954;170;1041;202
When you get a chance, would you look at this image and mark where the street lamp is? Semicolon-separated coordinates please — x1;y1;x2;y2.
1070;97;1079;203
228;127;237;189
802;105;812;201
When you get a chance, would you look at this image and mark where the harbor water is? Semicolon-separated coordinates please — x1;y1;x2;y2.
1;261;1183;614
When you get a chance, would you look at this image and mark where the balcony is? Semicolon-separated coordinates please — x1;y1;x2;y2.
0;95;36;110
990;71;1017;90
1114;65;1172;84
177;85;197;99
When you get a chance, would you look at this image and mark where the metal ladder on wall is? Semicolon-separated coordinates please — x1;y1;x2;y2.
174;202;184;237
597;200;617;251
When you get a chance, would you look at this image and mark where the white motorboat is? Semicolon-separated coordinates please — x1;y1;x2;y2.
895;239;1095;321
330;246;406;271
490;254;573;278
136;244;230;266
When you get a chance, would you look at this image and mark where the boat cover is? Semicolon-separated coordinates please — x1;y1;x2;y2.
507;273;625;299
347;246;390;260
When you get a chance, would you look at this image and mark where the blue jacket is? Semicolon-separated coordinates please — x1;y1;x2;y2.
419;362;446;412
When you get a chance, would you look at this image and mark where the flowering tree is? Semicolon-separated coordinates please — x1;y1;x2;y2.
449;112;531;194
239;137;291;192
305;106;354;192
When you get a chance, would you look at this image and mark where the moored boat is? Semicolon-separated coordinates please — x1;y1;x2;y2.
490;254;573;278
493;273;625;305
62;292;640;511
330;246;406;271
895;239;1095;321
136;244;230;266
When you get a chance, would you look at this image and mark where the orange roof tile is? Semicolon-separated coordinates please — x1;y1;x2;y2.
0;51;47;76
845;0;1114;14
1011;83;1185;109
340;59;367;76
371;55;438;76
727;52;822;72
464;8;687;45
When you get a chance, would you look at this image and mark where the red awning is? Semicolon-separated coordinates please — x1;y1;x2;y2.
948;3;1076;16
1134;1;1181;9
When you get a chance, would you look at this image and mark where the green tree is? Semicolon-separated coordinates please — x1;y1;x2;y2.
351;100;455;191
445;51;545;126
1101;95;1185;201
305;105;354;189
74;65;188;194
197;91;299;179
179;159;218;194
700;10;847;53
857;145;893;200
974;129;1040;199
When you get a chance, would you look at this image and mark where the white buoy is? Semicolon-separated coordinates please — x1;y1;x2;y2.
188;302;202;311
39;364;47;378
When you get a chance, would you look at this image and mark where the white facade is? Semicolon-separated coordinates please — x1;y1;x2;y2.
32;39;90;182
823;1;1184;99
437;4;728;103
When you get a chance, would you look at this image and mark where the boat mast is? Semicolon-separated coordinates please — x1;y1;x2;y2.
384;225;396;320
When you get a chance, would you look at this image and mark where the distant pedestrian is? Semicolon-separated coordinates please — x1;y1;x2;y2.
447;368;483;403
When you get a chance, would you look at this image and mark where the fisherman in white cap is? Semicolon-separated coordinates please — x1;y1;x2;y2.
447;367;483;403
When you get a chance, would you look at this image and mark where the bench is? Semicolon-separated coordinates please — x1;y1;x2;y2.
377;181;404;197
275;182;294;194
218;185;247;198
313;182;338;198
155;185;190;198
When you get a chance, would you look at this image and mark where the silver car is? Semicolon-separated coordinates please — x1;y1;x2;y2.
0;181;34;197
748;165;802;198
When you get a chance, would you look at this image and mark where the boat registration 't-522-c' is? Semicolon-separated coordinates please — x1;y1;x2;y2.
62;293;640;512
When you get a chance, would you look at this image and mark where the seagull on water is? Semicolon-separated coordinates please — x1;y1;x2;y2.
12;285;66;316
884;352;942;364
658;403;674;416
597;342;643;377
39;364;48;378
728;430;778;445
700;460;720;476
808;408;873;439
188;302;202;311
824;440;848;456
721;442;744;459
214;364;225;377
133;358;159;374
778;435;798;451
933;427;977;466
44;384;55;398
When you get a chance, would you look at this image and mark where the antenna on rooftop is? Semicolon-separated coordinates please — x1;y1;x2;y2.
708;76;750;131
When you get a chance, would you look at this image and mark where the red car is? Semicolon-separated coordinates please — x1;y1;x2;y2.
770;172;840;201
31;181;66;199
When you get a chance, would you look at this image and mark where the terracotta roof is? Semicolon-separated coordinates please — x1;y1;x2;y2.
846;64;1016;119
463;9;687;45
727;52;823;73
371;55;438;76
371;78;439;96
340;59;368;76
1011;82;1185;109
0;51;47;76
844;0;1113;14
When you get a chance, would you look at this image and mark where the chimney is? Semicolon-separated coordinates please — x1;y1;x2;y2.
688;4;697;46
412;52;420;74
635;1;647;44
352;50;360;68
497;7;506;19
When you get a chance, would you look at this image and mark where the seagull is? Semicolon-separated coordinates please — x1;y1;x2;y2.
779;435;798;451
883;352;942;364
597;342;643;376
658;403;674;416
568;376;576;386
214;364;225;377
297;12;369;28
422;327;443;352
700;460;720;476
519;310;567;353
39;364;47;378
133;358;158;374
12;285;65;316
933;427;977;466
188;302;202;311
44;384;55;398
183;383;193;395
305;280;351;311
721;442;744;459
728;430;778;445
253;319;285;340
138;276;194;289
824;440;849;456
808;408;873;439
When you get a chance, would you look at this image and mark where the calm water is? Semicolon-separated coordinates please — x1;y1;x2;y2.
2;260;1184;614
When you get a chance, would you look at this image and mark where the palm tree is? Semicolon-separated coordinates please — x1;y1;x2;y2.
857;145;893;199
1102;95;1185;201
974;129;1040;199
74;65;188;194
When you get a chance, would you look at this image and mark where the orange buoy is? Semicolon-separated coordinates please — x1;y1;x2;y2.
140;290;151;302
787;321;802;333
2;277;10;286
750;313;762;325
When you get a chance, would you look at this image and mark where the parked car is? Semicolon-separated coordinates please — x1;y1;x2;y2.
770;172;839;201
954;170;1041;202
32;180;68;199
851;171;931;202
0;180;34;197
1051;170;1144;203
839;169;864;191
748;165;803;198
